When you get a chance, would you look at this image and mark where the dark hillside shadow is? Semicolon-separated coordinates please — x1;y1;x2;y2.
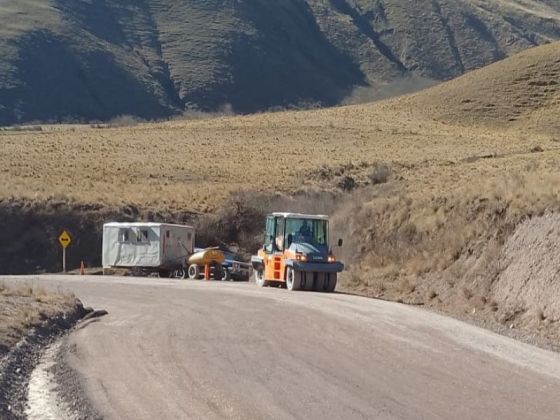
0;30;175;124
185;0;368;113
54;0;127;45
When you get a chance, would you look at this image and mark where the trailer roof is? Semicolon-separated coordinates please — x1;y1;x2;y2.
271;213;329;220
103;222;193;229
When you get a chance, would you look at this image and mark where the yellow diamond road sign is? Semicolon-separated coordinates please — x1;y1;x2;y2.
59;230;72;249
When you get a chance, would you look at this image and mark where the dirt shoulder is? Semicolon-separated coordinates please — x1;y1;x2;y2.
0;283;88;418
0;283;80;356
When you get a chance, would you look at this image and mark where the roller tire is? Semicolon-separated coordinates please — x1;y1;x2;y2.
313;272;326;292
302;271;314;291
326;273;337;293
286;267;302;291
255;268;269;287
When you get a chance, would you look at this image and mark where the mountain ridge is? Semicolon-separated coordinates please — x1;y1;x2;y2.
1;0;559;124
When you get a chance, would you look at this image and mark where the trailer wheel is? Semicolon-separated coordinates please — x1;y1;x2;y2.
212;264;224;281
221;269;231;281
188;264;200;280
254;268;268;287
173;268;186;280
286;267;302;291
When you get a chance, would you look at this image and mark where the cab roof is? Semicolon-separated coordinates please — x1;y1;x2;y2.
103;222;193;229
271;212;329;220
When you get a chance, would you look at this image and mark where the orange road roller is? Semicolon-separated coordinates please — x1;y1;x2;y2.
251;213;344;292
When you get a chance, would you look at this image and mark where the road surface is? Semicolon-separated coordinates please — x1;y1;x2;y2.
5;275;560;419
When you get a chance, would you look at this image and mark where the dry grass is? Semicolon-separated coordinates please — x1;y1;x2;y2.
1;44;558;213
341;170;560;274
334;167;560;349
0;96;557;213
392;41;560;135
0;282;76;355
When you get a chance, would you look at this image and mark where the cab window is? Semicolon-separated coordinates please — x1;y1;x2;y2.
285;218;328;246
264;216;275;253
275;217;285;251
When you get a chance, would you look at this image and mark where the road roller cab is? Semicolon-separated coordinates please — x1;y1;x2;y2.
251;213;344;292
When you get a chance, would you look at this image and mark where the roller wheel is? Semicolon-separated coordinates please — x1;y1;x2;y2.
313;273;326;292
255;268;268;287
301;271;314;291
326;273;337;293
188;264;200;280
286;267;302;291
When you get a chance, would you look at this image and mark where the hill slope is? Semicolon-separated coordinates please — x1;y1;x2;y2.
1;43;559;212
393;41;560;134
1;0;560;125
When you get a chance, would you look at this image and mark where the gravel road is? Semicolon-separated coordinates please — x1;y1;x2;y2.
4;275;560;419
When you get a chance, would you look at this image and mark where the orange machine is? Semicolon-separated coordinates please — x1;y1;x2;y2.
251;213;344;292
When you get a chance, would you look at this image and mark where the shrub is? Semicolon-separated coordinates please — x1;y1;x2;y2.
108;115;142;128
369;162;392;185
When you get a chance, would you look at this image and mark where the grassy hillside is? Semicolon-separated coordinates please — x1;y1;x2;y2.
1;0;560;124
1;43;559;212
393;41;560;134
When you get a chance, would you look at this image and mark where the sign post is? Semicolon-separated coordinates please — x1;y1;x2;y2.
58;230;72;273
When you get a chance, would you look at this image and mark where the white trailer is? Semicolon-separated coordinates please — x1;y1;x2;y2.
102;222;194;277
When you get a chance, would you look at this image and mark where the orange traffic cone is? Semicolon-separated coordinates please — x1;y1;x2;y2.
80;261;85;275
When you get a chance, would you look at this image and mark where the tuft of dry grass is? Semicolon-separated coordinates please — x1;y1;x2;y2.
368;162;392;185
398;278;416;295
